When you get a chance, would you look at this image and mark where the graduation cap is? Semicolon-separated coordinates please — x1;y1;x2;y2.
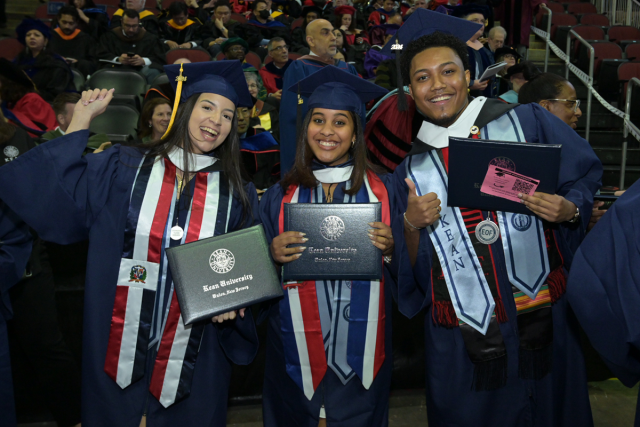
220;37;249;53
287;65;388;122
162;61;253;138
378;8;482;111
450;3;491;19
334;5;355;16
15;18;51;45
494;46;522;62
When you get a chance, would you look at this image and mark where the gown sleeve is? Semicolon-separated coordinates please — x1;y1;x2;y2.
216;180;261;365
566;182;640;387
0;130;123;244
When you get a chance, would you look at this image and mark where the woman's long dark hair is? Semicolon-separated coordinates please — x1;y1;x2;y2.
139;94;252;226
281;108;381;195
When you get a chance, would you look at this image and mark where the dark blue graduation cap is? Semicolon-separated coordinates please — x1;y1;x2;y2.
286;65;388;121
380;8;482;57
162;61;253;138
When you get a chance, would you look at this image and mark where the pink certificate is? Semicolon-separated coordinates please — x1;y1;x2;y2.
480;165;540;203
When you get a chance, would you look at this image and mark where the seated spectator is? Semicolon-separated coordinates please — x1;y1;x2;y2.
368;22;399;46
111;0;160;36
246;0;288;44
334;28;348;56
493;46;520;96
238;106;280;191
50;6;97;77
160;1;205;49
96;9;166;83
335;5;368;46
67;0;110;39
259;37;292;99
487;25;506;54
203;2;240;56
221;37;254;68
290;6;321;53
42;92;110;150
137;97;172;143
231;0;250;14
13;18;75;103
0;58;57;137
519;73;583;130
497;60;540;104
367;0;396;28
244;69;267;101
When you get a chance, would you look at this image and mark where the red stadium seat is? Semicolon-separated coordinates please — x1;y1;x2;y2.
216;51;262;69
95;0;121;6
608;26;640;44
579;13;610;26
166;48;212;64
570;25;605;58
145;0;158;11
106;5;119;18
550;13;577;40
626;44;640;61
536;2;565;27
588;42;623;75
231;13;247;24
0;38;23;60
263;52;301;64
561;0;581;3
291;17;304;30
567;3;597;15
618;62;640;103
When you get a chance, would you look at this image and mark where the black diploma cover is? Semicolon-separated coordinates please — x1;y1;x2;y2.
166;224;282;325
448;137;561;214
283;203;382;281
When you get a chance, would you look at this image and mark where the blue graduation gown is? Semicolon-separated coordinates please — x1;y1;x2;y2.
0;131;260;427
0;203;32;427
279;59;359;175
566;180;640;426
258;175;397;427
392;104;602;427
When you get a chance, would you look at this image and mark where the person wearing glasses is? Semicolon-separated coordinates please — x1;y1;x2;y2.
518;73;582;130
260;37;293;101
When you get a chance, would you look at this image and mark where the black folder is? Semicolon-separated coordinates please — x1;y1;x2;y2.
283;203;382;281
166;225;282;325
448;137;561;214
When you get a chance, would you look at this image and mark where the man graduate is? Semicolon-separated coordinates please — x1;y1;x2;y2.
279;18;359;174
50;6;97;77
389;9;602;427
566;183;640;426
111;0;160;35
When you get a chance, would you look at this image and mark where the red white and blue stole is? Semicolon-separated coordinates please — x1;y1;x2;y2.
277;167;389;400
406;109;550;335
104;153;230;408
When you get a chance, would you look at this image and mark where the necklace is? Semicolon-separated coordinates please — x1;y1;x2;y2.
325;183;337;203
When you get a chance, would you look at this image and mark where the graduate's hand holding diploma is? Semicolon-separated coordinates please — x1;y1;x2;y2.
67;88;115;134
404;178;441;231
270;231;308;266
518;192;577;223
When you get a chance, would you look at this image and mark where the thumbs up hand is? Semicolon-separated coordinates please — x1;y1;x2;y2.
404;178;441;230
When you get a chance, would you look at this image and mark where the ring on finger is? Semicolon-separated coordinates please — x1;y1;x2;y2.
437;206;442;213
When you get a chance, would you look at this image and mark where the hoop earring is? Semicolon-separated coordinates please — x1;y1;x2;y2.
351;139;355;148
149;123;152;128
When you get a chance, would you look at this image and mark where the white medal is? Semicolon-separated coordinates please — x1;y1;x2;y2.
170;225;184;241
475;219;500;245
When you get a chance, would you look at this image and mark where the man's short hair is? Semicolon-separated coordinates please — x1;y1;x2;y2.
252;0;268;10
123;8;140;20
400;32;469;86
488;26;506;39
213;1;231;11
52;92;81;116
267;36;285;51
57;5;79;20
168;1;188;17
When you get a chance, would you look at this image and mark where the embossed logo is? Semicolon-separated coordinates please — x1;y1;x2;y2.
511;214;532;232
209;249;235;274
343;304;350;321
320;215;345;241
489;156;516;172
475;220;500;245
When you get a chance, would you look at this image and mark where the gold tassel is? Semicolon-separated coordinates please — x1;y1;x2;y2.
162;62;187;140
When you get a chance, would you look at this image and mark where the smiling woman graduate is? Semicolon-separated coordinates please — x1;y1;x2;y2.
0;61;260;427
259;65;397;427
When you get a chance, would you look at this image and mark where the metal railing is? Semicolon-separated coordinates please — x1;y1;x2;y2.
540;3;552;72
566;30;594;141
620;78;640;189
593;0;640;27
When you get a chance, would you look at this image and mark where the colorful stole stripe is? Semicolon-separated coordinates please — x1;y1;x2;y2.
277;170;388;400
104;156;229;408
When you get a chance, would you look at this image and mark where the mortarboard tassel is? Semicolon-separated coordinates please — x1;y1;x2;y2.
295;81;303;146
394;38;408;112
162;62;187;139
